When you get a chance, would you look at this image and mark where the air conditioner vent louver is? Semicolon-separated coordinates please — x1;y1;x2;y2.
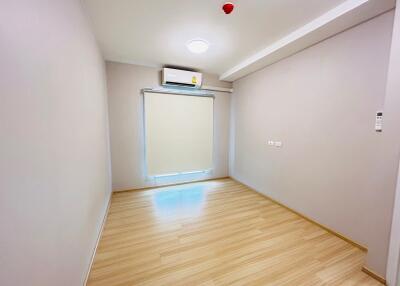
165;81;196;88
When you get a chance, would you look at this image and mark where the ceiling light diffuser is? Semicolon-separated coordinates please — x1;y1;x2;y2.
186;39;209;54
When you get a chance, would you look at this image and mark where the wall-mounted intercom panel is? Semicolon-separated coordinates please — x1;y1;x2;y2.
375;111;383;132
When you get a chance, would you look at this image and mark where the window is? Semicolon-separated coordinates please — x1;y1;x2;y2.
144;91;214;177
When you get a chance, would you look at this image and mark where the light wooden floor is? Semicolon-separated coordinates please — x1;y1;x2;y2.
87;178;382;286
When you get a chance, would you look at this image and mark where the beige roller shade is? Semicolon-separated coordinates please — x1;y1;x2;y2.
144;92;214;176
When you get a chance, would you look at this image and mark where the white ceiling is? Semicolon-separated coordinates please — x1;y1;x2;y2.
84;0;395;81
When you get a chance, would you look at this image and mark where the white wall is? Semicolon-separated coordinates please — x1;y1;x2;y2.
230;11;395;277
106;62;232;191
0;1;111;285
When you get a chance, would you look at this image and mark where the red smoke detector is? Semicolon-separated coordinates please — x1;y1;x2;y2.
222;2;234;14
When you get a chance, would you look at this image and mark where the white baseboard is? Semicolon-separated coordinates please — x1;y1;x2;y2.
83;192;112;286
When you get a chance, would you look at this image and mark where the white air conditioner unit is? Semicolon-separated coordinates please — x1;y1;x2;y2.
162;68;202;88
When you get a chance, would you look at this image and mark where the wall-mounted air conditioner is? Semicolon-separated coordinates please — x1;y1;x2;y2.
162;68;202;88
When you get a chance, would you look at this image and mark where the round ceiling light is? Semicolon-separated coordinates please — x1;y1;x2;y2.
186;39;209;54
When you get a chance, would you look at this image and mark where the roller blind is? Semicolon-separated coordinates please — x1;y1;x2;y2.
144;92;214;176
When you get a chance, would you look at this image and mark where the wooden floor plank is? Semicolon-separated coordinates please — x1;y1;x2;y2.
87;178;383;286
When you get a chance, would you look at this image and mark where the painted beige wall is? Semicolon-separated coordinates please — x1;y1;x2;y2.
230;11;395;276
0;1;111;285
106;62;232;191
